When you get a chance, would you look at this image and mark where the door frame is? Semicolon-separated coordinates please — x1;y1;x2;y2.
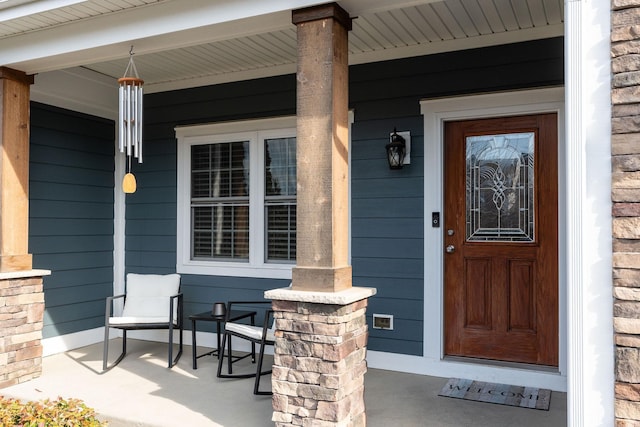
421;87;566;390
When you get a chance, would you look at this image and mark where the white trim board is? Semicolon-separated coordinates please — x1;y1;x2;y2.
565;0;614;424
366;350;566;391
31;68;118;120
113;148;126;314
42;327;104;357
420;87;567;391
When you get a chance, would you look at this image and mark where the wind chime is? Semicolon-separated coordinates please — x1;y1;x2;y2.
118;47;144;193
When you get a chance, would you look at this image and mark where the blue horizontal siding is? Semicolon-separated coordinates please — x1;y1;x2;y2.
43;301;105;337
125;250;175;268
30;200;113;219
352;219;424;239
30;103;114;339
33;252;113;271
30;218;113;236
126;190;176;205
349;104;424;357
125;170;176;187
351;118;425;144
352;198;423;218
351;177;424;198
126;220;176;236
353;257;423;280
39;267;113;290
30;182;113;203
122;38;563;358
367;334;423;356
354;277;423;300
45;283;111;307
125;235;175;251
368;297;423;321
349;39;563;109
130;153;177;174
30;163;113;185
352;238;423;259
30;144;112;171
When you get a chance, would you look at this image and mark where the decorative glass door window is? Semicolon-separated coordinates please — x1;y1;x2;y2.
466;132;535;242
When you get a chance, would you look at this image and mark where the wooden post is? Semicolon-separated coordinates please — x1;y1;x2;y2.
269;9;375;424
0;67;34;272
292;3;352;292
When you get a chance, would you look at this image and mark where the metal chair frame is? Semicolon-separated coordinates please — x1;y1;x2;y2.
103;291;183;370
216;301;274;395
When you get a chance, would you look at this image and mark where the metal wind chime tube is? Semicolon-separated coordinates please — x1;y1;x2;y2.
118;47;144;193
119;63;143;162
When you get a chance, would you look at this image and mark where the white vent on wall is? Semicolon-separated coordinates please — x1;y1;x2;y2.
372;314;393;330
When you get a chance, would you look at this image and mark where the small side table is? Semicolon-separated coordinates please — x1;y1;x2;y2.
189;309;256;369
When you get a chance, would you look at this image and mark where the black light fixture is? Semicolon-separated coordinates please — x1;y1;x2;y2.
386;128;406;169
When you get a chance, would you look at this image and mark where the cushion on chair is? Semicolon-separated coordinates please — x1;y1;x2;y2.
225;322;275;342
120;273;181;323
109;316;174;325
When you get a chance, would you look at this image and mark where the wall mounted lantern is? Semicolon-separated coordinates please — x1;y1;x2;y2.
118;46;144;193
386;128;411;169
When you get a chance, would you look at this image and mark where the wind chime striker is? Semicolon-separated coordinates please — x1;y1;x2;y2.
118;47;144;193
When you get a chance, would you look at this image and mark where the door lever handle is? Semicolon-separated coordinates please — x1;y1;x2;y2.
446;245;455;253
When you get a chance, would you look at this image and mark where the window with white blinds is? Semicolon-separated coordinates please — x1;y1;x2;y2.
264;137;296;262
191;141;250;260
175;117;298;278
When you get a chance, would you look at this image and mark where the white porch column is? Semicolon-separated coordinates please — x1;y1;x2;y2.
565;0;613;425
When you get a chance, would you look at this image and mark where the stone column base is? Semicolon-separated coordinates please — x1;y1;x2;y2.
266;287;376;426
0;270;49;389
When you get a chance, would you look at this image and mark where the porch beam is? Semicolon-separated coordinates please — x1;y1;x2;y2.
0;0;321;74
291;2;352;292
0;67;34;272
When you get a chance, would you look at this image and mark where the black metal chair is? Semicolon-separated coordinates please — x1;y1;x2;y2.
216;301;275;395
103;273;183;370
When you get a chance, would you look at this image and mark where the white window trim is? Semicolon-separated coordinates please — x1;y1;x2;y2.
176;116;297;279
419;87;568;391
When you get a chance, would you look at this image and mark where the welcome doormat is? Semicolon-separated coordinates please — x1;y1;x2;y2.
438;378;551;410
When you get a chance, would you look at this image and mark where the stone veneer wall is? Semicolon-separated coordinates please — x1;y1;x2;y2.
271;298;369;427
0;276;45;389
612;0;640;424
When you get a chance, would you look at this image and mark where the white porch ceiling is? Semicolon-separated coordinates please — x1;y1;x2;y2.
0;0;564;93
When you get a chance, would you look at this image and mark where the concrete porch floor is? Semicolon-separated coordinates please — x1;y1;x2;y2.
1;340;567;426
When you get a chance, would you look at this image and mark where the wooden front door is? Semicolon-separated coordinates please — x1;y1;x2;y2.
443;113;558;367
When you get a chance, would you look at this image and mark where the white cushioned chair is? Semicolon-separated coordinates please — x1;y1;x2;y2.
103;273;183;370
217;301;275;395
